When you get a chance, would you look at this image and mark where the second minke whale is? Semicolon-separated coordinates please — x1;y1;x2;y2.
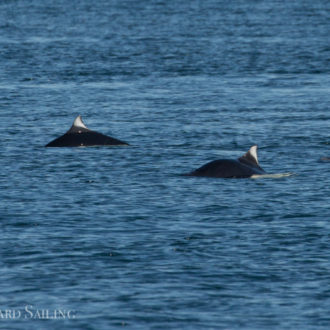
185;145;291;179
46;115;129;147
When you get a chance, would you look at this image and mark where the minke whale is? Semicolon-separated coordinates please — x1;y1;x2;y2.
185;145;267;178
45;115;129;147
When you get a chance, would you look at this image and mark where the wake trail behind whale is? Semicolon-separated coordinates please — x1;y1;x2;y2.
251;173;294;179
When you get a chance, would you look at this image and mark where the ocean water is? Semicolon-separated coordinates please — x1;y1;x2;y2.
0;0;330;329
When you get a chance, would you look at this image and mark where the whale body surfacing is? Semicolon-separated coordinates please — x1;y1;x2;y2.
185;145;267;178
45;115;129;147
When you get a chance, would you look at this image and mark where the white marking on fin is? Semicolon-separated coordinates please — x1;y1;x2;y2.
239;145;260;167
248;145;259;165
73;115;88;129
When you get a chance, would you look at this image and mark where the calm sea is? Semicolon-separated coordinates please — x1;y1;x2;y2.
0;0;329;329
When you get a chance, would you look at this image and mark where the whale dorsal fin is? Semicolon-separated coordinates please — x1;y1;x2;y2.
67;115;89;133
72;115;88;129
238;145;260;168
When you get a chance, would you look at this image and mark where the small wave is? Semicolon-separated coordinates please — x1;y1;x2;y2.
251;173;294;179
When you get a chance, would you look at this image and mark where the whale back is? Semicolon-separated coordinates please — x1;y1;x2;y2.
46;115;128;147
186;159;264;178
185;145;266;178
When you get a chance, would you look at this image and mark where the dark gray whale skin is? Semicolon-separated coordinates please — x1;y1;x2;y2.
45;115;128;147
186;159;265;178
185;145;266;178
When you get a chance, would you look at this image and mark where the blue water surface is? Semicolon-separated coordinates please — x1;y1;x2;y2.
0;0;330;329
